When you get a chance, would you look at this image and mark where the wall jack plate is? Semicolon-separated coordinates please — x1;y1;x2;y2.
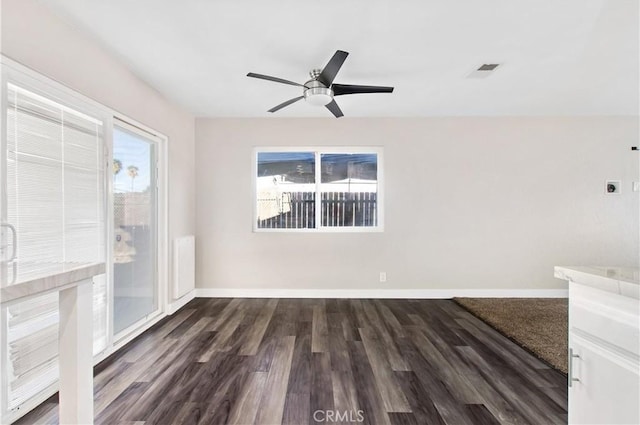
605;180;621;194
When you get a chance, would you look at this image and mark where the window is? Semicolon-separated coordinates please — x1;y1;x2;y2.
254;147;383;231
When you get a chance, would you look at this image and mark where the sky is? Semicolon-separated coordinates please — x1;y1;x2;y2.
112;127;153;193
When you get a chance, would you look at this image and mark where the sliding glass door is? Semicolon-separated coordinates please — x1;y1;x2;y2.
112;122;159;335
1;59;167;423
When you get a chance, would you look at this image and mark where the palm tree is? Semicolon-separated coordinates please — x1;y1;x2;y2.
127;165;139;192
113;159;122;188
113;159;122;176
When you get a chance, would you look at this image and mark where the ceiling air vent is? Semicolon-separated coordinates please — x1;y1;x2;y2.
477;63;499;71
467;63;502;78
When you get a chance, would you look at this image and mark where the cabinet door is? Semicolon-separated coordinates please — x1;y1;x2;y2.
569;335;640;425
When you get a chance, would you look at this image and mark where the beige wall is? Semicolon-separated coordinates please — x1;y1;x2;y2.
196;117;639;292
1;0;196;299
1;0;637;294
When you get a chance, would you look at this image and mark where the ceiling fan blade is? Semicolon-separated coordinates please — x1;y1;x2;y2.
317;50;349;87
332;84;394;96
247;72;305;87
268;96;304;113
325;100;344;118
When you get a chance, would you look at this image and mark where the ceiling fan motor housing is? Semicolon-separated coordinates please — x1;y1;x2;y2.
304;78;333;106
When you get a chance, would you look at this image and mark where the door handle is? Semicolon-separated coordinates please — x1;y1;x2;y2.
569;347;580;387
1;223;18;284
1;223;17;262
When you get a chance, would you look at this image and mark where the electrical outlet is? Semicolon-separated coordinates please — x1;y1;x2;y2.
633;182;640;192
605;180;621;194
379;272;387;283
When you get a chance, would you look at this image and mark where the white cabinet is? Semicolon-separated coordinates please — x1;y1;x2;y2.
569;334;639;425
558;266;640;425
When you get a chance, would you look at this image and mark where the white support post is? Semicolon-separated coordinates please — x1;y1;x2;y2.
58;279;93;424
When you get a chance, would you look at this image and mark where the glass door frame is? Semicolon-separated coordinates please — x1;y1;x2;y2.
108;115;168;347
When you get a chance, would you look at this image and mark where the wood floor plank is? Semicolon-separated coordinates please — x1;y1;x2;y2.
209;298;242;331
189;349;248;403
350;299;368;329
240;299;279;355
263;299;298;338
359;327;411;413
250;333;279;373
396;336;475;425
394;370;446;425
457;312;552;371
16;298;567;425
121;308;196;362
198;312;243;361
311;303;329;353
347;340;391;425
331;369;360;423
457;345;565;425
227;371;268;425
388;412;419;425
94;381;150;425
285;321;312;395
362;301;410;371
93;337;180;416
464;404;502;425
283;392;311;425
405;324;483;405
453;323;567;421
140;361;207;423
171;402;206;424
451;350;532;425
374;300;406;338
310;352;334;424
255;335;296;425
190;355;253;424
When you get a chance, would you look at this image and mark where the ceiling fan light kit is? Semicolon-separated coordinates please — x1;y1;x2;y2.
247;50;394;118
303;77;333;106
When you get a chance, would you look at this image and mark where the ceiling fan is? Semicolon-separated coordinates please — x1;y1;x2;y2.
247;50;394;118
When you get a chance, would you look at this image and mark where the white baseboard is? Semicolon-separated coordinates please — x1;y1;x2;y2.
194;288;568;299
167;290;196;314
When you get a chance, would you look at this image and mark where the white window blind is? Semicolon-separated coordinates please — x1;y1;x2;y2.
6;292;59;410
3;83;106;415
6;83;105;273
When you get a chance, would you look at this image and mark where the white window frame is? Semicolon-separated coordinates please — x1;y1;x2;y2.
252;146;384;233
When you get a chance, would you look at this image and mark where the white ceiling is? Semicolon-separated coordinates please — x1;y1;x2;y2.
41;0;638;117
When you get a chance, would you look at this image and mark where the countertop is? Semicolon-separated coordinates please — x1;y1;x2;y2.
1;262;105;304
554;266;640;299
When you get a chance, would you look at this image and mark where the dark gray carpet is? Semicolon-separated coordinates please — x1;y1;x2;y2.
454;297;568;374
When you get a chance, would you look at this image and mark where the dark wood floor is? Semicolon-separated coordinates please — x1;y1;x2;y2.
17;298;567;425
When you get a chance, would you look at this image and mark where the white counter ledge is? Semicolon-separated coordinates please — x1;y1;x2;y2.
0;261;105;304
554;266;639;299
1;261;104;424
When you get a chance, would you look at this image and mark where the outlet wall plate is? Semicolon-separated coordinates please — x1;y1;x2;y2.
605;180;621;194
